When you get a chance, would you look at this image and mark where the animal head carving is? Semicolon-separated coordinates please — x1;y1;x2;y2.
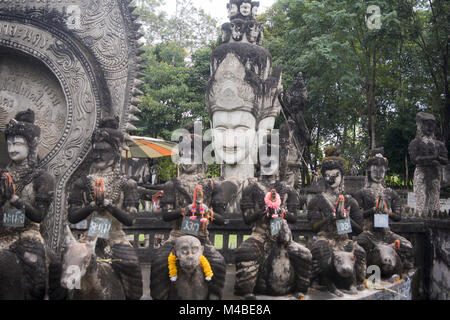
61;226;98;290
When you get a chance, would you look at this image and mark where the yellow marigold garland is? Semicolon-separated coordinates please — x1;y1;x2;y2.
168;252;178;281
200;255;214;281
168;252;214;282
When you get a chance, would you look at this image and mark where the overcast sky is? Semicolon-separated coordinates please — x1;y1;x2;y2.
163;0;275;24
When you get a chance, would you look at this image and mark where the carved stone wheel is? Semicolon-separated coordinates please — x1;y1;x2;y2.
0;1;144;252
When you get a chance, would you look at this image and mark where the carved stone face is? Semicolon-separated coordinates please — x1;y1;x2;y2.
7;136;29;163
92;141;116;171
369;164;386;184
246;22;259;43
333;250;355;278
228;3;238;18
175;236;203;272
212;111;257;165
420;119;435;137
252;5;259;18
240;2;252;16
323;168;342;190
231;21;244;41
374;243;397;276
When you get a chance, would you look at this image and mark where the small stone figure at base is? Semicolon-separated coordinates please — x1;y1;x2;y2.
61;227;126;300
67;117;143;300
307;147;366;297
354;150;414;277
167;235;215;300
408;112;448;217
0;110;55;300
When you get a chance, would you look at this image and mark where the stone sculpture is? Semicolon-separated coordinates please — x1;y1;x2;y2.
278;72;313;191
150;125;227;300
166;235;216;300
206;0;282;183
61;227;125;300
408;112;448;217
0;110;55;300
67;117;142;300
307;147;366;297
234;137;312;300
0;0;145;254
354;149;414;277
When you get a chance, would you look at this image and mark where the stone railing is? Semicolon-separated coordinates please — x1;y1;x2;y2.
124;213;316;264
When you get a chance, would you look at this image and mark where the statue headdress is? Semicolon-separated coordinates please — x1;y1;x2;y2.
206;0;282;126
321;146;346;175
366;148;388;168
92;116;124;152
4;109;41;145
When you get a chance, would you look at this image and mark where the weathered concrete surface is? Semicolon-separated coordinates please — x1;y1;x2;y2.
429;227;450;300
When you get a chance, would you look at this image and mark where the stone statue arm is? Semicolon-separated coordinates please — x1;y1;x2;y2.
240;184;263;225
160;181;185;222
348;196;363;235
438;141;449;165
388;190;402;222
307;196;333;233
353;190;376;219
68;178;95;224
285;185;300;224
11;172;55;223
105;179;138;227
210;210;225;226
409;139;440;165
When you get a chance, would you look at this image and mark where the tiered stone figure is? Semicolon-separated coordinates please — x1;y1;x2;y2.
0;110;55;299
206;0;282;190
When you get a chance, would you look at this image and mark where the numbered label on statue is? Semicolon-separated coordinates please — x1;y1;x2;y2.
181;217;201;237
336;218;352;235
2;209;25;228
72;219;88;230
270;217;283;236
88;217;112;239
374;214;389;228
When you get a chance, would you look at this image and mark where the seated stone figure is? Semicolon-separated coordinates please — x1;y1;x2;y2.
0;109;55;300
167;235;216;300
354;150;414;277
234;138;312;300
150;125;227;300
408;112;448;217
68;117;143;300
307;147;366;297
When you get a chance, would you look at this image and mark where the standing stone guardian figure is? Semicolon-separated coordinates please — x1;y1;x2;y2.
0;109;55;299
408;112;448;217
67;116;143;300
